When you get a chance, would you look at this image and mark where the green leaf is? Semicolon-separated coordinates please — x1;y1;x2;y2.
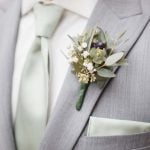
97;27;106;43
115;59;128;66
104;32;113;48
89;48;96;57
97;68;116;78
105;52;124;66
87;27;99;51
96;75;107;81
93;57;104;64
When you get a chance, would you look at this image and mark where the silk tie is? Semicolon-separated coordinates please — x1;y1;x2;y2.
15;3;63;150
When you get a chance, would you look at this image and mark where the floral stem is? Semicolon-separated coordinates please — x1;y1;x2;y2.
76;83;90;111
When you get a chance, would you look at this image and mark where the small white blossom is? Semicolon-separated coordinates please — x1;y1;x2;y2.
83;60;89;67
86;63;94;71
81;42;88;48
69;56;78;63
82;51;90;58
77;46;83;52
90;74;96;82
83;61;95;73
78;73;89;83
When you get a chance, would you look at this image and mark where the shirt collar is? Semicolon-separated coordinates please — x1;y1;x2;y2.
22;0;98;18
52;0;98;18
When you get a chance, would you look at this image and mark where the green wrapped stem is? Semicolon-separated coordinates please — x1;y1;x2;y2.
76;83;90;111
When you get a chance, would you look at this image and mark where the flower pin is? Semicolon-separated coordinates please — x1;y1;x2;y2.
67;26;128;111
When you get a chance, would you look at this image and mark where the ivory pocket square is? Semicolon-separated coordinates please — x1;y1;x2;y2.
87;117;150;137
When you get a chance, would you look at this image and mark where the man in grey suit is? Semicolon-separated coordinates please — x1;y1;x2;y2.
0;0;150;150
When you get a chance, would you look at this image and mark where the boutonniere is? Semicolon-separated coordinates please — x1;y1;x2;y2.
67;26;128;111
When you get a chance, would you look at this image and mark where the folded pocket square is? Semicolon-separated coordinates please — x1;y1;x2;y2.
87;117;150;137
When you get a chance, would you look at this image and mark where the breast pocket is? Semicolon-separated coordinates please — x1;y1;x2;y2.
76;132;150;150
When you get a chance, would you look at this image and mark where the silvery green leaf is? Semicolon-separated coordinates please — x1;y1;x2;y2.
98;27;106;43
116;59;128;66
97;68;116;78
105;52;124;66
93;57;104;64
87;28;97;51
104;32;115;49
96;75;107;81
89;48;96;57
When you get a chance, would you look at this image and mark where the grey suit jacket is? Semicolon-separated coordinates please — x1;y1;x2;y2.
0;0;21;149
0;0;150;150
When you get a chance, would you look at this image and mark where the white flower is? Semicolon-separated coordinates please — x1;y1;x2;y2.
86;63;94;71
82;51;90;58
83;61;94;72
83;60;89;67
90;74;96;82
78;73;89;84
69;56;78;63
81;42;88;48
77;46;83;51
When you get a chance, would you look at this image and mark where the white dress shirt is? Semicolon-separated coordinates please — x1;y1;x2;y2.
12;0;97;122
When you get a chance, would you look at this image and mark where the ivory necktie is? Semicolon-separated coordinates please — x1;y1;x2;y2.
15;3;63;150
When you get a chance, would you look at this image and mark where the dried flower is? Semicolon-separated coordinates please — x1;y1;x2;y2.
82;51;90;58
69;56;78;63
86;63;94;72
81;42;88;48
77;46;83;52
90;74;96;82
78;73;89;84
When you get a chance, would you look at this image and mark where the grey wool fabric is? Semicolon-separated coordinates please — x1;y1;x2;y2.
0;0;21;149
0;0;150;150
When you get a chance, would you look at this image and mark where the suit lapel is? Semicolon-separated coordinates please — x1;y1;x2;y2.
141;0;150;16
104;0;143;19
0;0;21;149
40;0;149;150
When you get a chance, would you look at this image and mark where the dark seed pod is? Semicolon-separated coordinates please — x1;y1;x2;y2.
91;43;96;48
91;42;107;49
96;42;103;48
97;42;106;49
106;48;112;55
102;42;107;48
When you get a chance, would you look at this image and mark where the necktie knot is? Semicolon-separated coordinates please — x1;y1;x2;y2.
34;3;63;38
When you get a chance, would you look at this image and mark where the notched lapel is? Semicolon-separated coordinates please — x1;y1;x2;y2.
40;0;149;150
104;0;143;19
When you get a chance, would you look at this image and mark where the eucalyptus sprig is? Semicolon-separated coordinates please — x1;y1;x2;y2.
67;26;128;111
